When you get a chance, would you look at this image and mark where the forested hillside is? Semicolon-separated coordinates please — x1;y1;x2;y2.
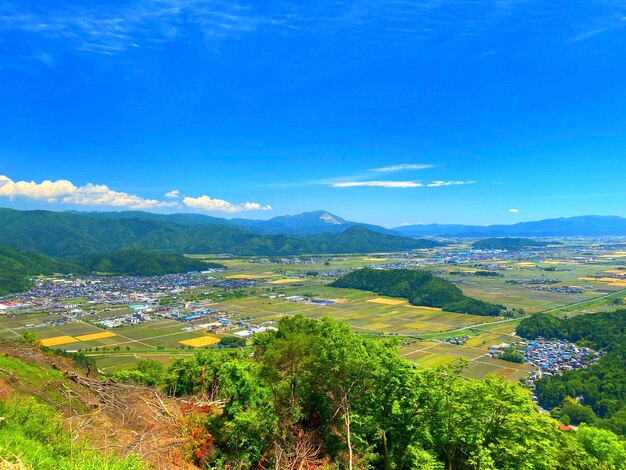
0;208;438;258
517;311;626;434
83;250;223;276
330;268;505;316
108;315;626;469
0;247;86;295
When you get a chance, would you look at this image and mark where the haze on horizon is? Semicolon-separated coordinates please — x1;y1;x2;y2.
1;0;625;226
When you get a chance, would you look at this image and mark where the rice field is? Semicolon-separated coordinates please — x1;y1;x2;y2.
179;335;221;347
41;336;79;347
75;331;117;342
269;279;302;284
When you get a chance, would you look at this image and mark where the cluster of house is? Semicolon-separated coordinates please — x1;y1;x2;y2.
506;278;562;285
488;338;603;401
98;309;154;328
247;257;335;265
284;296;337;306
215;279;259;289
1;273;219;306
25;316;73;329
522;339;602;373
530;285;586;294
443;335;471;345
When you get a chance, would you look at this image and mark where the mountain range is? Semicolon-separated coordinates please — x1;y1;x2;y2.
75;209;394;235
75;210;626;237
0;208;437;259
394;215;626;237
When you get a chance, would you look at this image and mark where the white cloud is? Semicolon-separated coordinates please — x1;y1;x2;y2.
165;189;181;199
0;174;176;210
0;175;77;200
332;180;474;188
183;195;272;213
62;184;177;209
372;164;435;173
509;208;520;213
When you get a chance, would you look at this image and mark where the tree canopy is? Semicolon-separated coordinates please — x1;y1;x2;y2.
112;315;626;469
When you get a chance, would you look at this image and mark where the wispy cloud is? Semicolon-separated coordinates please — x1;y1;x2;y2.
0;0;291;57
332;180;474;188
568;17;626;44
509;208;520;213
0;175;271;212
1;0;589;62
372;163;435;173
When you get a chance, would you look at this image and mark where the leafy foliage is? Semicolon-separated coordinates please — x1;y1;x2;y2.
330;268;505;316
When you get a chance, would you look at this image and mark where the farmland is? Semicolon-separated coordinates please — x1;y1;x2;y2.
1;239;626;381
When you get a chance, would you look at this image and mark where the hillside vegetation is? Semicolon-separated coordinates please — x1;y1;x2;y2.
0;208;438;258
0;339;185;469
330;268;505;316
83;250;222;276
472;237;556;250
517;310;626;434
108;315;626;469
0;247;86;295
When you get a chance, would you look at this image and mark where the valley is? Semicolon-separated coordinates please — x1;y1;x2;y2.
2;236;625;385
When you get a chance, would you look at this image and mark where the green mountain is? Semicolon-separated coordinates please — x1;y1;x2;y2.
330;268;505;316
0;208;439;258
0;247;85;295
73;209;395;235
83;250;224;276
472;237;558;250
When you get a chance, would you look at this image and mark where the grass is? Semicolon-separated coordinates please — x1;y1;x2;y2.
0;398;145;470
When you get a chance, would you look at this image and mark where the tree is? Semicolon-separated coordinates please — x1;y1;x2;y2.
20;330;41;347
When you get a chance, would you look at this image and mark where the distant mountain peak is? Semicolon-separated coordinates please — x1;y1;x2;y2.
318;211;343;225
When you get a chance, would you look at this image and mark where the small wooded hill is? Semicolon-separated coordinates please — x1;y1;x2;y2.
472;237;558;250
517;311;626;435
330;268;505;316
0;208;438;258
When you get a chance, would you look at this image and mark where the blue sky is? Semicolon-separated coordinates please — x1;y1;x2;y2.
1;0;626;226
